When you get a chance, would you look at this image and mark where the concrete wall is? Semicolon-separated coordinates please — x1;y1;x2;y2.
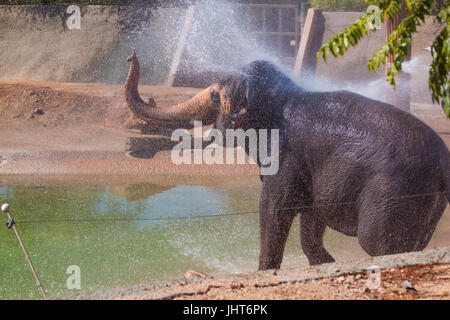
0;5;186;84
316;12;386;82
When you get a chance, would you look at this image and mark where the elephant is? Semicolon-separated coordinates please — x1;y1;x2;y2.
125;51;450;270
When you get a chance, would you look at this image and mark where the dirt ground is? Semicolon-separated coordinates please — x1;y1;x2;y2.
1;79;449;300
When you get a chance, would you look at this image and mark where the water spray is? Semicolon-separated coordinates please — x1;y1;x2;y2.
1;203;47;299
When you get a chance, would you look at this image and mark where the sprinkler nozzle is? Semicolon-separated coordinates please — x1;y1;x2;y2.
1;203;10;213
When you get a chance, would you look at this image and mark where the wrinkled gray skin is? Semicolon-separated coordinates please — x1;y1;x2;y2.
126;55;450;270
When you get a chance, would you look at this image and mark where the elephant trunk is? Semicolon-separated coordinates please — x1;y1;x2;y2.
124;51;218;129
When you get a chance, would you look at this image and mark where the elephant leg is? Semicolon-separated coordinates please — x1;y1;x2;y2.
258;204;296;270
357;193;447;256
258;153;312;270
300;211;335;265
258;170;300;270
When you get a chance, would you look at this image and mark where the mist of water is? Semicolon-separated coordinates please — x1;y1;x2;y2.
182;1;277;74
295;56;432;104
141;0;432;104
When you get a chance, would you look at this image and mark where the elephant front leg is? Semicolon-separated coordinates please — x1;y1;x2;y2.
300;211;335;265
258;194;297;270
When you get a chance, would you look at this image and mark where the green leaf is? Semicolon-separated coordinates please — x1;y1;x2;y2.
323;46;330;61
317;0;448;118
330;41;339;57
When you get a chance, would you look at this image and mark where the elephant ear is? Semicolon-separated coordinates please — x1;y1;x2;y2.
245;74;270;112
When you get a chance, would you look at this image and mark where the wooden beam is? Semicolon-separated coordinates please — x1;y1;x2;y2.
293;8;325;75
166;5;196;87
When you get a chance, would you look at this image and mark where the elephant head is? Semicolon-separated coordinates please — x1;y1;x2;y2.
124;51;300;132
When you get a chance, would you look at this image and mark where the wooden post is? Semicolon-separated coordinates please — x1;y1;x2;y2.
2;204;47;299
299;2;311;29
166;5;196;87
385;5;411;112
294;8;325;75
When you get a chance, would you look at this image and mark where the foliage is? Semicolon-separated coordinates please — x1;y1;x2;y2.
0;0;124;4
0;0;302;5
308;0;368;11
0;0;173;5
318;0;450;117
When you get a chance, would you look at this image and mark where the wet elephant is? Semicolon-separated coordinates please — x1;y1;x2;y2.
124;51;450;270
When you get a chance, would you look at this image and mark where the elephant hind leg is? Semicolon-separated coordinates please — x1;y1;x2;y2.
357;193;447;257
300;211;335;265
415;195;447;250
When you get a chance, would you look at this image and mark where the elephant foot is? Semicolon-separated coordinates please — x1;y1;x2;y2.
306;249;335;265
258;261;281;271
258;253;284;271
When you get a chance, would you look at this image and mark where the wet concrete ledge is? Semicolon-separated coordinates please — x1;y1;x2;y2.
72;246;450;300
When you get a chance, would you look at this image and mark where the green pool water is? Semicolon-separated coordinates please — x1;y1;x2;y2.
0;183;266;299
0;182;447;299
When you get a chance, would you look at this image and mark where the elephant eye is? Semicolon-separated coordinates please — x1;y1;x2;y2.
211;90;220;104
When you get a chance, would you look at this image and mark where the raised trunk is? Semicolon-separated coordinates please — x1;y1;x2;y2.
124;51;217;129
